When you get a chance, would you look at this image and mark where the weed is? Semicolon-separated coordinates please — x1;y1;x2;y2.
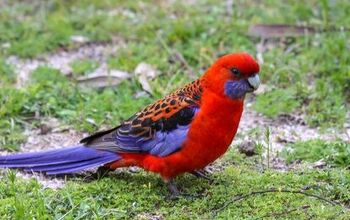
0;1;349;218
306;79;347;128
282;139;350;168
0;58;15;84
253;88;301;118
70;59;99;76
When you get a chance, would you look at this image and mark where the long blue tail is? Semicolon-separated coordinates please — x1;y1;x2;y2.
0;146;120;175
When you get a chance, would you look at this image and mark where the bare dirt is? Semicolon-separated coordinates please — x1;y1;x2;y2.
2;43;349;188
238;105;349;151
6;42;121;88
7;104;346;188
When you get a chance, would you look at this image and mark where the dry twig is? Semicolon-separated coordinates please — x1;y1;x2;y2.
213;188;346;216
256;205;310;219
156;33;196;79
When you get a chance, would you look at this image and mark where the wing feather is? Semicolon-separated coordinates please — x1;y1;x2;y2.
80;79;202;157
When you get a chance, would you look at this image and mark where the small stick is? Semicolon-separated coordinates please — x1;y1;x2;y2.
213;188;346;216
156;33;196;79
256;205;310;219
173;51;196;78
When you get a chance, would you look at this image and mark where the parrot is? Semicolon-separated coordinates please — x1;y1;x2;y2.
0;52;260;196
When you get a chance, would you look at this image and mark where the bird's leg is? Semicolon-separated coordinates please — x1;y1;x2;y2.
83;166;114;181
164;179;202;200
190;168;213;181
96;166;113;179
166;179;181;199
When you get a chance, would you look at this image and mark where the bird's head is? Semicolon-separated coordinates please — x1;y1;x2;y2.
202;52;260;99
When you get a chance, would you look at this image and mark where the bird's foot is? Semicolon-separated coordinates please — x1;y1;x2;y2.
83;166;112;182
190;168;213;182
167;180;181;200
166;180;201;200
96;166;112;179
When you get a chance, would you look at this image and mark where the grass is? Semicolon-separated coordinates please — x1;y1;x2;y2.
70;59;99;76
0;152;349;219
253;88;301;118
282;139;350;168
0;0;349;219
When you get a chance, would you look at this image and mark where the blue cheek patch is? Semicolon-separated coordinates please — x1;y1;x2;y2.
224;80;252;99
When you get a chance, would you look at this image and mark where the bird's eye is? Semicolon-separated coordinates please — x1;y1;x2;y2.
230;68;241;77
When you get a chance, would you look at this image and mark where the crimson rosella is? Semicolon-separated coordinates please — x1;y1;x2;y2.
0;52;260;196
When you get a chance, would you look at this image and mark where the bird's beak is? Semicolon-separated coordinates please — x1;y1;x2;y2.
247;74;260;90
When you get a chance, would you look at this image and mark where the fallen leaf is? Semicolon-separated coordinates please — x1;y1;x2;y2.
77;65;131;88
1;42;10;48
312;159;327;169
133;91;150;99
85;118;97;126
70;35;89;44
249;24;317;38
134;62;160;94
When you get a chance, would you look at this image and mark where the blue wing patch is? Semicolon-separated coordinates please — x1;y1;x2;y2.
81;105;200;158
138;125;190;157
114;107;199;157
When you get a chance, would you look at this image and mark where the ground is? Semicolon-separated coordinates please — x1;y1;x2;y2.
0;0;349;219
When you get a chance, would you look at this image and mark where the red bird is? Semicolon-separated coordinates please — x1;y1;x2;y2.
0;52;260;196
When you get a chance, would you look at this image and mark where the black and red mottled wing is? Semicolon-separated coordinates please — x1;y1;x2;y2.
80;79;203;157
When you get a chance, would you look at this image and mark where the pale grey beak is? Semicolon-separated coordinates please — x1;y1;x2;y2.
247;74;260;90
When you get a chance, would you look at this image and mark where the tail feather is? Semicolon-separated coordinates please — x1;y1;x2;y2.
0;146;120;175
24;156;116;174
